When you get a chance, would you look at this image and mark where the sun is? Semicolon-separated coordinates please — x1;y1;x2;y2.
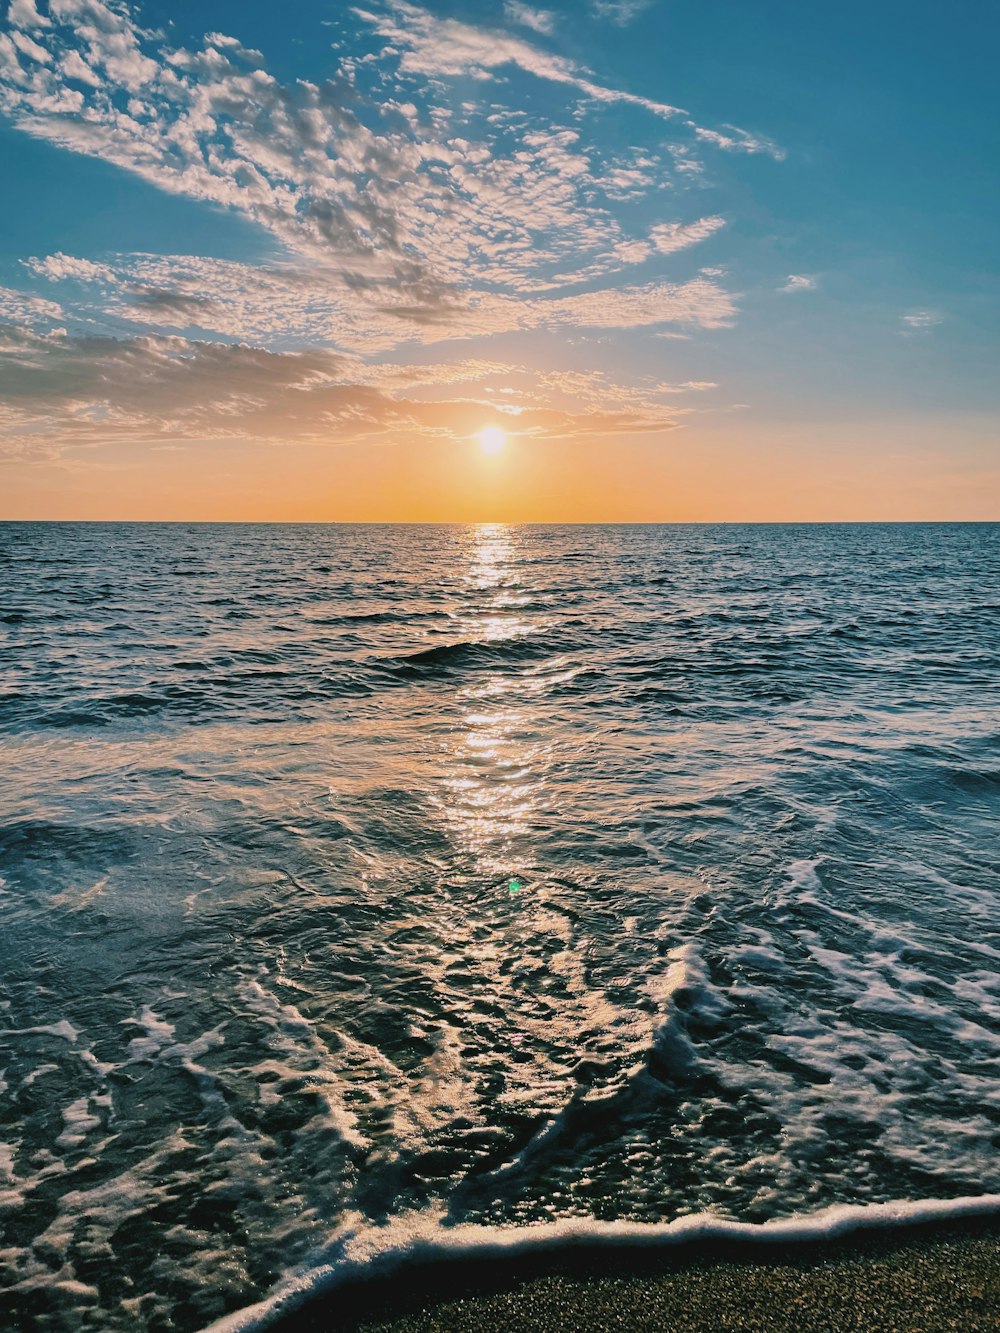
477;426;507;456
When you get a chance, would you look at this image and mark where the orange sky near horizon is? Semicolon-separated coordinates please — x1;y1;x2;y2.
2;412;996;524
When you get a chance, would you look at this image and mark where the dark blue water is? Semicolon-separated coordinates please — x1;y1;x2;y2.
1;522;998;1330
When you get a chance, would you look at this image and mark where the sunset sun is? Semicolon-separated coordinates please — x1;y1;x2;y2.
477;426;507;456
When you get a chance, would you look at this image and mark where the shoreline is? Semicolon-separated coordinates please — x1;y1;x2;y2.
271;1217;1000;1332
212;1207;1000;1333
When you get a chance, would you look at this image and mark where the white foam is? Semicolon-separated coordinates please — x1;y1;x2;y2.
123;1005;177;1061
202;1193;1000;1333
853;982;1000;1051
238;976;368;1149
730;944;787;972
22;1062;60;1088
55;1096;107;1150
0;1142;16;1181
0;1019;80;1043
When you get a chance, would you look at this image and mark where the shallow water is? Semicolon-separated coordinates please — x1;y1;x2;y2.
0;522;998;1331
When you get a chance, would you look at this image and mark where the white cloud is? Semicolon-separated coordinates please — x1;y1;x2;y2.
650;215;725;254
0;2;757;351
6;221;735;370
653;379;718;393
901;310;943;332
590;0;654;25
59;49;102;86
60;253;735;350
355;1;686;119
780;274;816;293
0;34;27;86
48;0;159;91
8;0;51;30
691;122;785;161
0;284;64;323
26;252;117;283
11;29;52;64
504;2;556;35
515;276;734;334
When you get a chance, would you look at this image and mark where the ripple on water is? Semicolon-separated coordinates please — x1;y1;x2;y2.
0;521;997;1331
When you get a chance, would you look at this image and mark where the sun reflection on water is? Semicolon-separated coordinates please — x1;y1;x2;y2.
438;524;549;879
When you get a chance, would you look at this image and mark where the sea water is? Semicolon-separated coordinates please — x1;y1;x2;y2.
0;522;997;1330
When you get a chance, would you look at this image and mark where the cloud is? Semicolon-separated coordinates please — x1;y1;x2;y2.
59;48;102;86
11;29;52;64
650;215;725;254
516;277;734;334
534;215;724;290
126;287;222;320
22;250;733;353
780;274;816;293
0;0;765;344
4;6;449;307
0;324;690;455
25;252;116;283
0;284;64;323
901;310;943;332
0;0;774;460
590;0;654;24
691;123;785;161
653;379;718;393
354;1;687;119
504;2;556;35
8;0;51;29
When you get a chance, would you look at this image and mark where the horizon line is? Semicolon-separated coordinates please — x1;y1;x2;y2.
3;518;999;527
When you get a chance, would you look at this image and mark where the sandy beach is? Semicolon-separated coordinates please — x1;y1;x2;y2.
268;1217;1000;1332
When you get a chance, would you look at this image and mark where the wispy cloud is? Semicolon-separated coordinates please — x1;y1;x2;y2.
780;274;817;293
504;2;556;35
650;216;726;255
900;309;943;333
691;123;785;161
526;215;725;290
21;250;734;352
590;0;655;25
354;1;687;119
0;324;692;456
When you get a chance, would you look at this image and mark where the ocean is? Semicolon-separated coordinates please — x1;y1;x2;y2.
0;521;998;1330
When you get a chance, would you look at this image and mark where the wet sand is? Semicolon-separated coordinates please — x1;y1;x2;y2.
267;1217;1000;1332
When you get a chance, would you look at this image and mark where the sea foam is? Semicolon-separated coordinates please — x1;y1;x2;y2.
204;1194;1000;1333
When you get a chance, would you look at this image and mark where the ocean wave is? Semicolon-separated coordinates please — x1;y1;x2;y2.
377;636;558;677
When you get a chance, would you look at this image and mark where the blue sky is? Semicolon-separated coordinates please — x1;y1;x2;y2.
0;0;997;517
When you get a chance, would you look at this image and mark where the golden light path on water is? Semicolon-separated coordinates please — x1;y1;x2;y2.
438;524;545;881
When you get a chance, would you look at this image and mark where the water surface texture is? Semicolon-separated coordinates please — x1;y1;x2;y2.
1;522;998;1330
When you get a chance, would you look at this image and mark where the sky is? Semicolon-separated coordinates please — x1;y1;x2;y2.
0;0;997;521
